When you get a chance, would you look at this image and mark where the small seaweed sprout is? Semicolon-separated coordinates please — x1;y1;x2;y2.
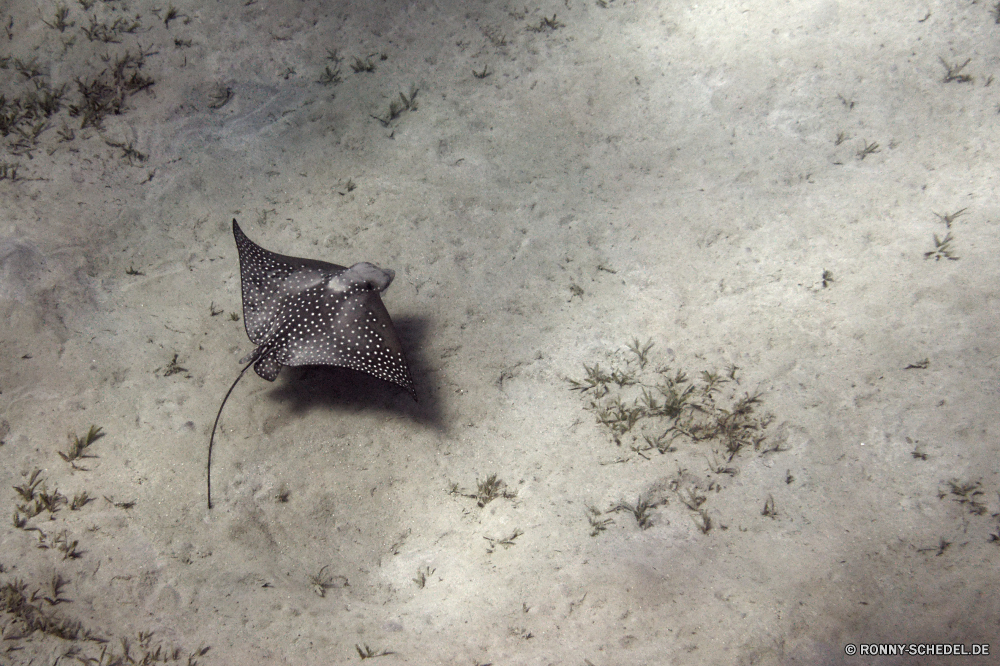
933;208;967;229
626;337;654;368
475;473;516;507
586;505;613;536
70;491;95;510
692;509;712;533
59;425;104;465
356;644;395;659
309;565;339;597
318;65;342;85
940;57;973;83
856;139;880;160
412;565;435;588
14;469;44;502
924;232;959;261
567;363;612;395
609;495;663;530
351;56;375;73
762;494;778;518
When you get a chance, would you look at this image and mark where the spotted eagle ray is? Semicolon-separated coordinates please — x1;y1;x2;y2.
207;219;415;508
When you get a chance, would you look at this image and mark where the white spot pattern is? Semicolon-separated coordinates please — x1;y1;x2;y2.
232;219;414;397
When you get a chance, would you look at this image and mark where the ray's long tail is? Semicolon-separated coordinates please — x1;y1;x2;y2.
207;359;256;509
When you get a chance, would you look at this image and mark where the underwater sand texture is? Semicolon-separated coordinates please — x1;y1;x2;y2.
0;0;998;664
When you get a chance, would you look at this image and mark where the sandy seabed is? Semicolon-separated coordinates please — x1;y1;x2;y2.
1;0;999;664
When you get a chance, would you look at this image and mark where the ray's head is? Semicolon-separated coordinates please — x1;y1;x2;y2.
328;262;395;294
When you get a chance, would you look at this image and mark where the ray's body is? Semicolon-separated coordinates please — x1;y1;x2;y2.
207;219;415;508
